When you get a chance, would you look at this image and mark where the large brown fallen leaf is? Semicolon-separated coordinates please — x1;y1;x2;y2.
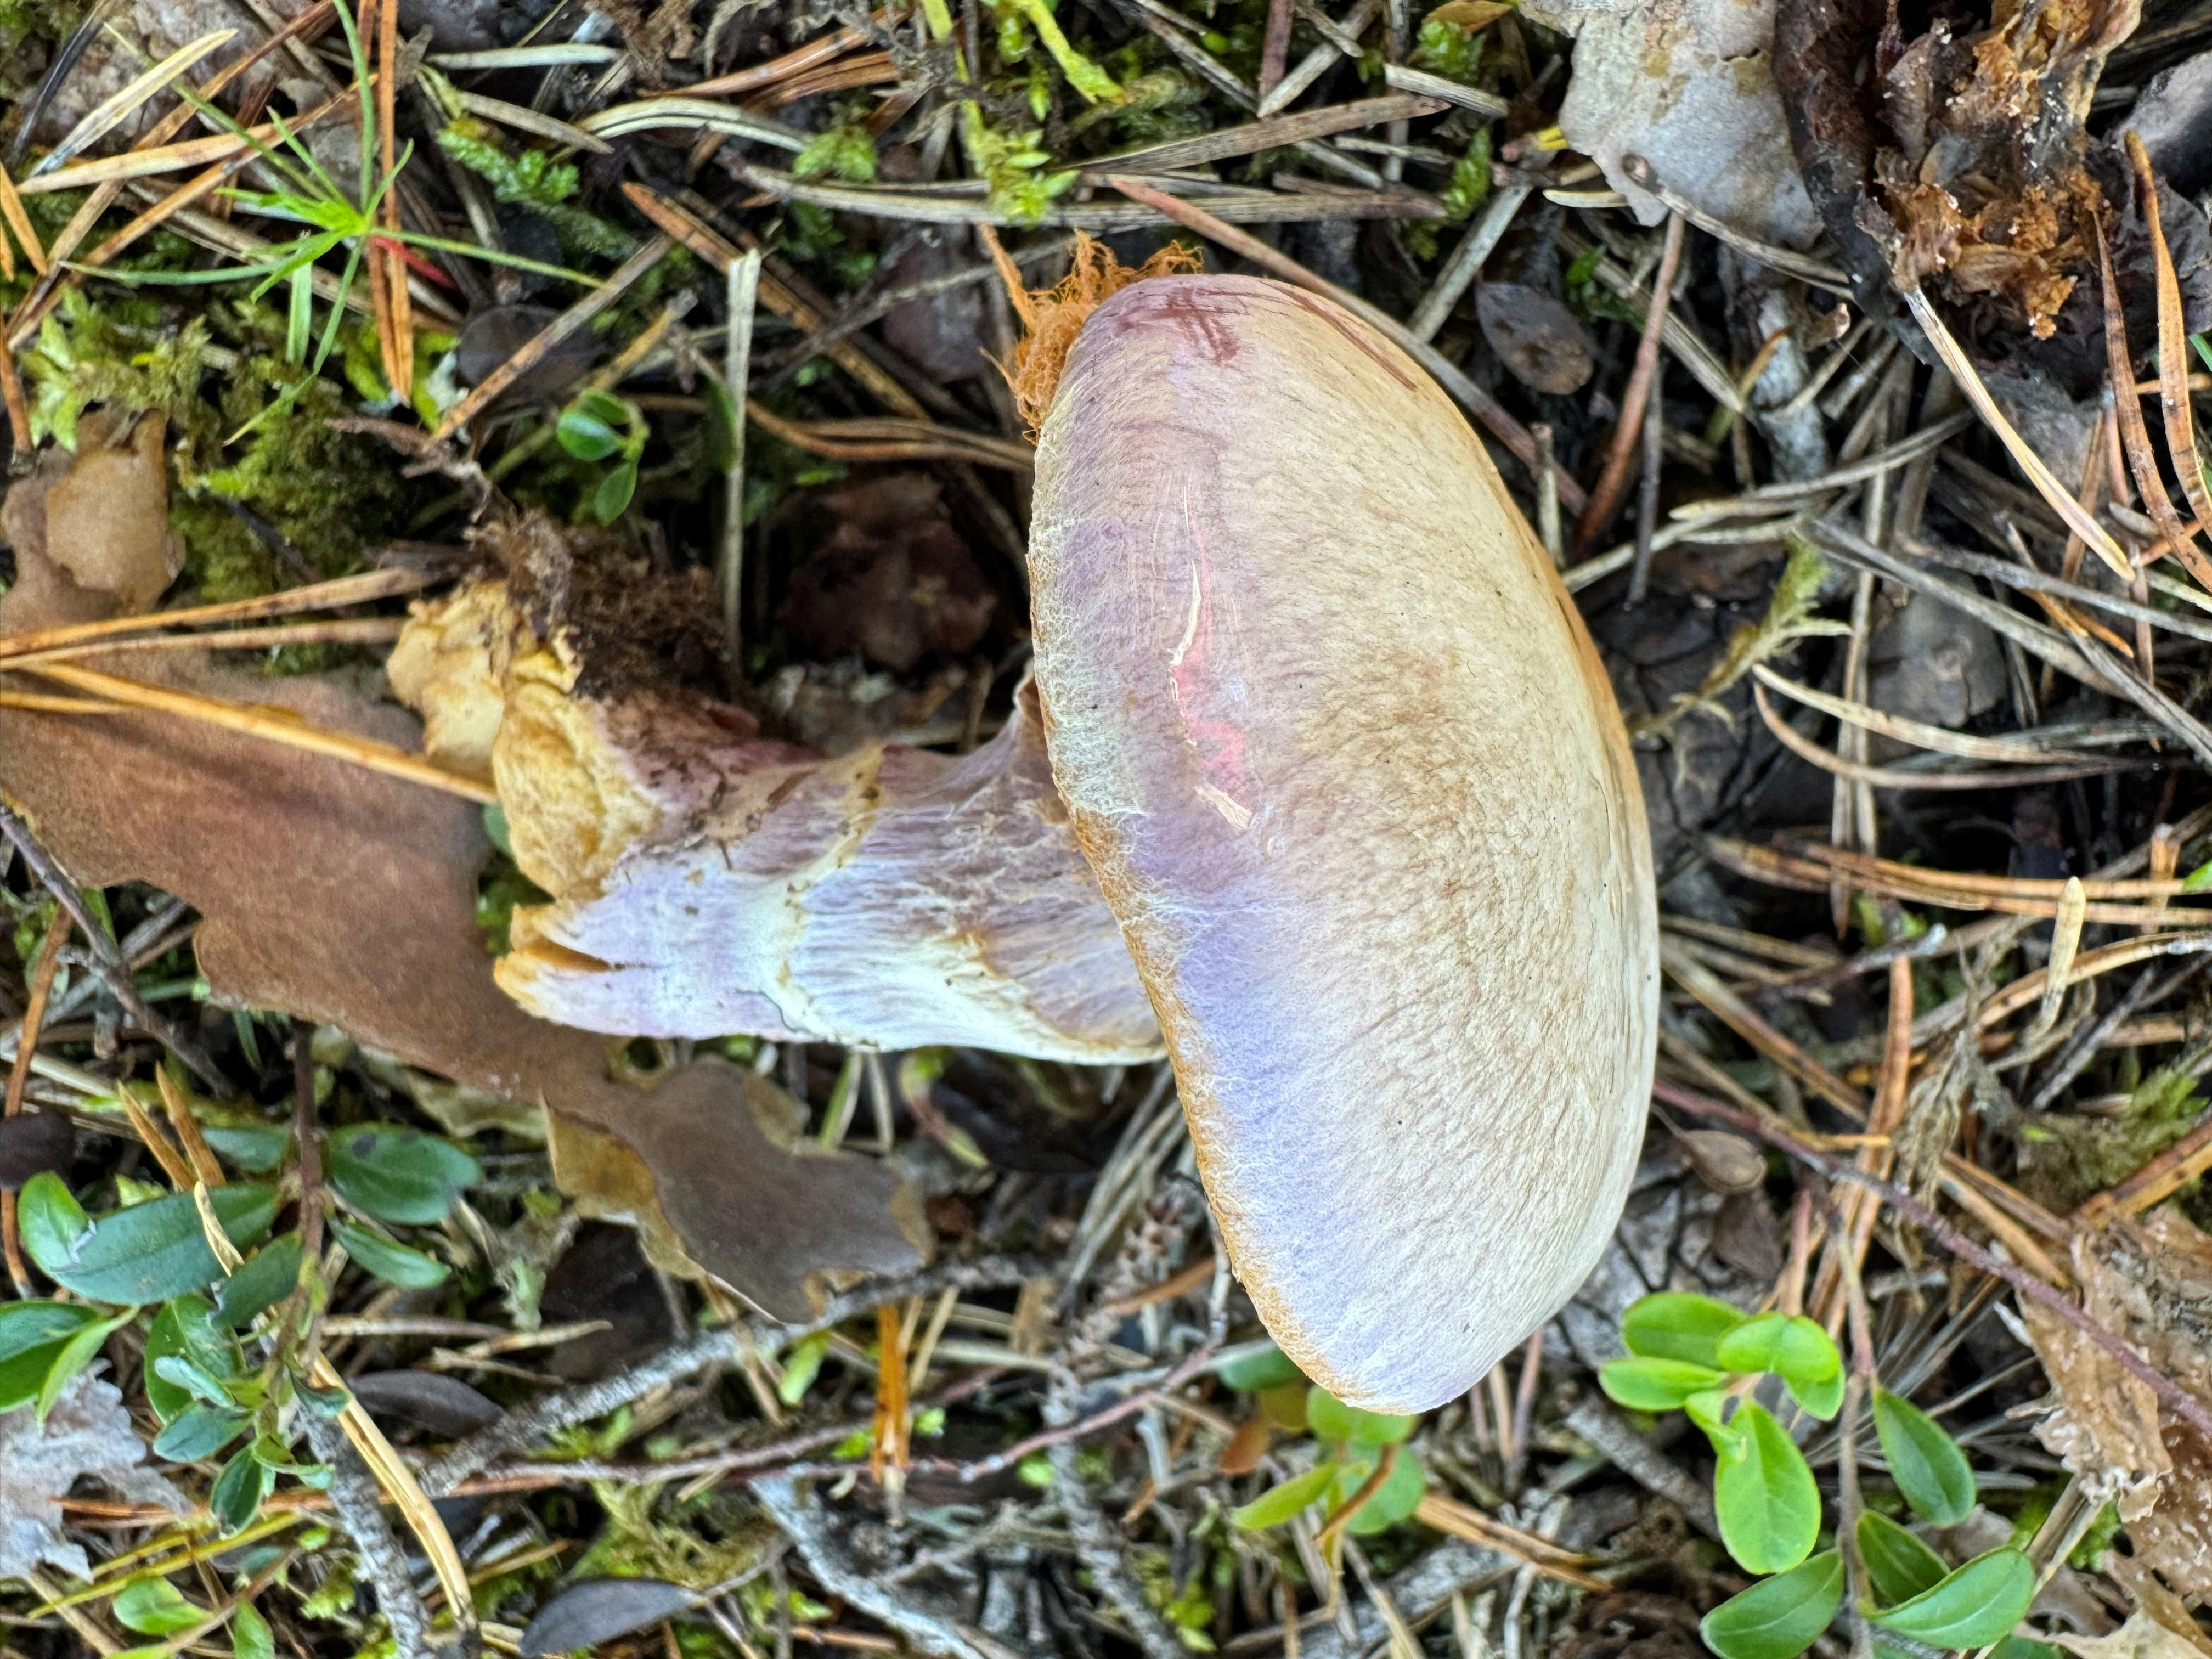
0;471;922;1321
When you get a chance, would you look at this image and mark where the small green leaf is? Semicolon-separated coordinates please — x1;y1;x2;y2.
592;458;639;524
216;1235;302;1328
210;1443;271;1532
1858;1512;1948;1607
37;1310;131;1419
332;1217;448;1289
27;1185;275;1305
326;1126;479;1226
0;1309;102;1407
777;1330;832;1406
17;1172;89;1274
153;1402;250;1462
152;1353;235;1409
1232;1462;1339;1528
1873;1388;1976;1525
1716;1314;1841;1390
1306;1389;1417;1447
1344;1451;1426;1536
1869;1549;2034;1648
249;1433;328;1480
232;1601;273;1659
1218;1344;1305;1392
144;1297;222;1423
1620;1292;1745;1368
556;409;622;461
199;1127;289;1173
1699;1549;1843;1659
114;1577;205;1637
1599;1356;1727;1411
574;388;631;426
0;1301;99;1367
1786;1365;1844;1422
1713;1402;1821;1574
1991;1638;2064;1659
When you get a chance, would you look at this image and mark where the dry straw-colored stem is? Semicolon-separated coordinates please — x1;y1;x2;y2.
1905;285;2137;582
1575;211;1684;564
0;567;432;659
11;661;495;803
4;618;404;669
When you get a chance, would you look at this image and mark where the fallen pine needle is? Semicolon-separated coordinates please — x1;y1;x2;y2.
1904;286;2136;582
0;568;436;659
10;661;496;804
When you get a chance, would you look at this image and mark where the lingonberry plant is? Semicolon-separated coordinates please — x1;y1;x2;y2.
1602;1293;2044;1659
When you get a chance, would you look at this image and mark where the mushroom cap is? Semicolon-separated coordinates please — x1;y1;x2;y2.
1028;275;1658;1412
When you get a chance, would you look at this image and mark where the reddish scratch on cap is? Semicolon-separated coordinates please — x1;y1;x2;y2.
1167;500;1256;831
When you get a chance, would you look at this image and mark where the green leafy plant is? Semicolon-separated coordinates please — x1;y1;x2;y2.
7;1104;482;1534
1224;1346;1427;1537
104;1;590;429
556;387;650;523
1602;1293;2035;1659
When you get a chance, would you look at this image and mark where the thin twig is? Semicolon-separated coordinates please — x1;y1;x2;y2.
1576;212;1683;561
419;1257;1052;1496
1;910;70;1295
11;661;496;804
300;1413;442;1659
431;234;675;441
0;802;224;1088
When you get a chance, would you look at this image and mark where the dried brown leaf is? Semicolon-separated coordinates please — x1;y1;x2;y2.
1;408;180;616
2022;1211;2212;1594
0;1372;180;1579
2021;1234;2169;1517
0;469;922;1321
2053;1613;2212;1659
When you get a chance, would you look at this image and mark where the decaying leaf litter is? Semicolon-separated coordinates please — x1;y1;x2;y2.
4;0;2212;1652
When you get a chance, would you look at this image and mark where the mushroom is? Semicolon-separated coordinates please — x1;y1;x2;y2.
388;267;1656;1413
1025;274;1658;1411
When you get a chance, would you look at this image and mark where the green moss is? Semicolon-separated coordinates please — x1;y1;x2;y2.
774;201;876;290
1440;126;1493;219
21;287;409;608
1410;15;1486;83
21;289;212;450
793;119;878;184
1075;65;1206;142
960;103;1075;224
2020;1065;2209;1211
436;117;635;260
